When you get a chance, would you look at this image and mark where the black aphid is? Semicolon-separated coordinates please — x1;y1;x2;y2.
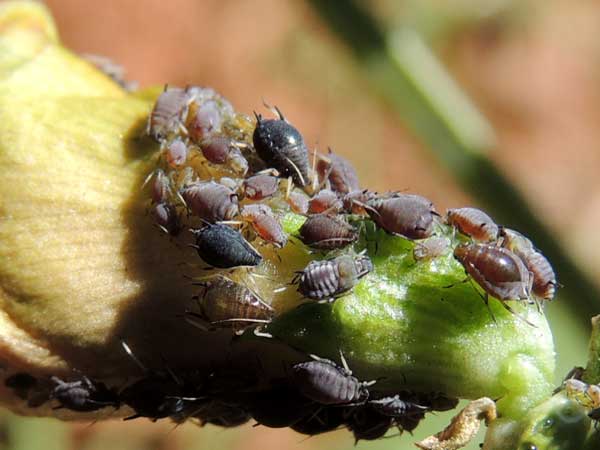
291;354;374;405
192;223;262;268
120;376;193;421
253;108;309;187
51;376;120;412
368;395;428;417
346;406;393;442
294;253;373;302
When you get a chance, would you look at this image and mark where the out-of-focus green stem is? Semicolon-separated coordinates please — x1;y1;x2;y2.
307;0;600;321
583;315;600;384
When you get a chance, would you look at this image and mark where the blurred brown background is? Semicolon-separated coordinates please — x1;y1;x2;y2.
3;0;599;449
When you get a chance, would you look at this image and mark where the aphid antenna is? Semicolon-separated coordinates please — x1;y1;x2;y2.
183;313;210;332
120;340;149;374
338;350;353;375
284;156;307;187
211;318;271;325
175;190;188;210
253;111;262;123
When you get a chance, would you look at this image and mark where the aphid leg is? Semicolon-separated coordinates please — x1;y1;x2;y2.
498;301;536;328
339;350;352;376
442;278;470;289
120;340;149;373
183;312;210;332
253;326;273;339
478;291;497;325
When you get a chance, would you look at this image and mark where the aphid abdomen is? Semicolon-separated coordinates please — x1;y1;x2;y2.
316;151;360;194
194;224;262;268
367;194;436;240
308;189;343;214
242;174;280;200
298;214;358;250
292;360;362;405
446;207;499;242
298;260;340;300
454;244;530;300
253;115;309;187
147;87;193;141
241;204;287;248
181;181;238;223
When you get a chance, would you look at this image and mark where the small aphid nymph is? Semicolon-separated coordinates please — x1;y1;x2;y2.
413;236;451;262
316;150;360;194
51;376;120;412
147;86;195;141
242;173;280;201
446;207;499;242
165;137;188;168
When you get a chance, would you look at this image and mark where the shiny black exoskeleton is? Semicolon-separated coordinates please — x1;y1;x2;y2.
192;223;262;268
51;376;120;412
253;109;309;187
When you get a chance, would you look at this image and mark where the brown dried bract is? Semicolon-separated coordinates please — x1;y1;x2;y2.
415;397;496;450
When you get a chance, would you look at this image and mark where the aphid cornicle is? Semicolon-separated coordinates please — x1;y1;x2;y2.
308;189;343;214
192;223;262;268
194;275;273;330
240;204;287;248
50;376;120;412
294;254;373;301
252;109;310;187
446;207;499;243
291;355;374;405
181;181;239;223
316;150;360;194
453;243;532;318
242;173;280;201
366;193;437;240
499;227;557;301
298;214;358;250
147;86;195;141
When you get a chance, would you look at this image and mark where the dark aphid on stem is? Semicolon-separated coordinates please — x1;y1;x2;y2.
298;214;358;250
453;243;532;321
366;193;437;240
192;223;262;268
194;400;251;427
120;376;193;421
346;406;393;442
290;406;346;435
200;136;248;175
147;86;195;141
247;386;314;428
308;189;343;215
291;354;375;405
294;253;373;302
165;137;188;168
193;275;273;331
413;237;451;262
368;395;428;417
499;227;557;301
242;173;280;201
253;108;309;187
50;376;120;412
446;207;499;243
153;202;181;236
316;149;360;194
181;181;239;223
240;204;287;248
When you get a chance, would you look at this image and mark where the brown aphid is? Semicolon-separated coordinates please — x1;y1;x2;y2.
454;243;532;319
241;204;287;248
308;189;343;215
147;86;194;141
195;276;273;331
342;189;375;216
165;137;188;168
200;136;248;175
499;227;557;301
294;253;373;301
153;202;181;236
316;149;360;194
366;193;437;240
287;190;309;214
181;181;239;223
299;214;358;250
446;207;499;242
413;236;451;262
242;173;280;201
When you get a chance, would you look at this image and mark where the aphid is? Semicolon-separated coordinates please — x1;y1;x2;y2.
289;406;346;435
50;376;120;412
308;189;343;214
316;149;360;194
240;204;287;248
294;254;373;301
499;227;557;301
181;181;239;223
186;89;234;143
153;202;181;236
193;275;273;331
346;407;393;442
242;173;280;201
453;243;532;319
200;136;249;175
446;207;499;242
192;223;262;268
286;190;309;214
413;236;451;262
147;86;194;141
368;395;428;417
165;137;188;167
120;376;190;421
366;193;437;240
149;168;171;204
248;387;313;428
194;400;251;427
253;108;309;187
298;214;358;250
564;379;600;409
291;354;374;405
82;53;137;91
342;189;374;215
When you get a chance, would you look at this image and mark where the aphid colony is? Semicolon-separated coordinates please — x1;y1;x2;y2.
15;86;557;439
